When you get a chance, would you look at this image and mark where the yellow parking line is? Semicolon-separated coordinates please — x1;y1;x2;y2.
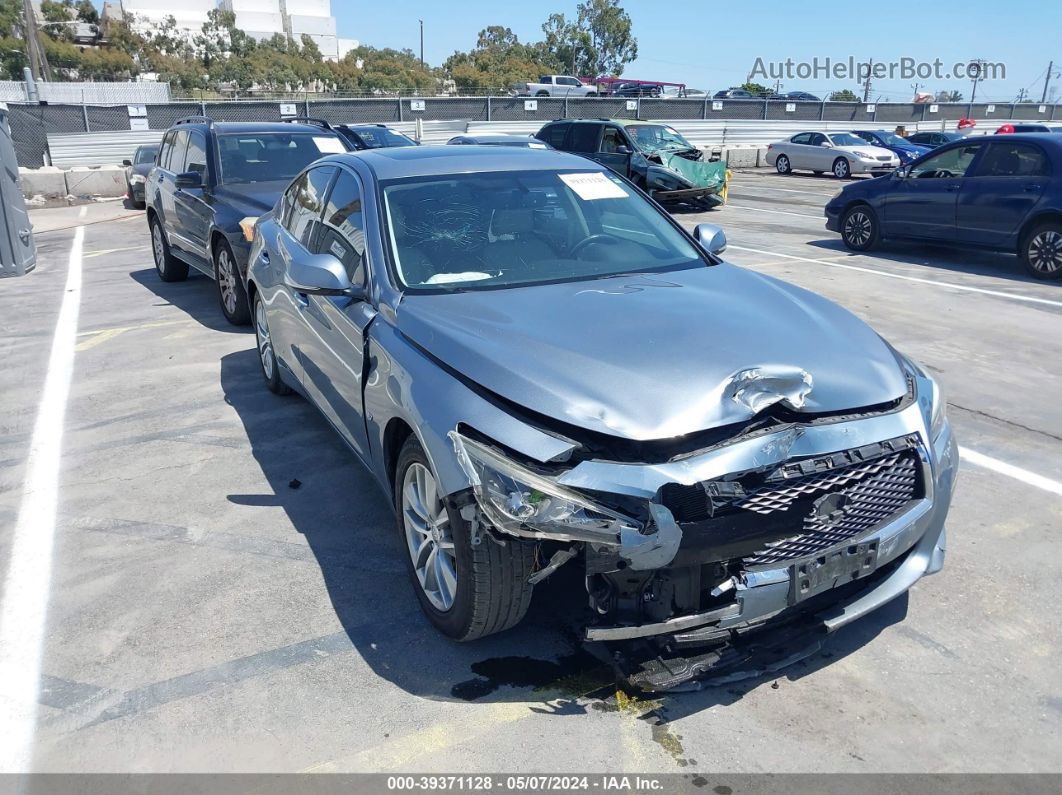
75;319;186;351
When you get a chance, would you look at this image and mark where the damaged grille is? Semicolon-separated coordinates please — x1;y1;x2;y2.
658;436;923;566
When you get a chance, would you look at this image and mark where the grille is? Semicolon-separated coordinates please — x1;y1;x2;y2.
876;155;893;161
744;453;919;565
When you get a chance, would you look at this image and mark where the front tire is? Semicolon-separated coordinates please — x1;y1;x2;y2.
150;215;188;282
395;436;535;641
214;239;251;325
841;204;879;251
253;292;291;395
775;154;792;174
1022;221;1062;280
833;158;851;179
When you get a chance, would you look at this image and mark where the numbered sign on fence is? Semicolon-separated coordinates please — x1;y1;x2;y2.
524;100;538;111
987;104;996;113
785;103;796;112
279;103;297;117
626;100;637;111
866;104;876;113
409;99;425;112
711;101;722;111
928;104;939;113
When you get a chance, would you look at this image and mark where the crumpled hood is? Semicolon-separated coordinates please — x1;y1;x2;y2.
395;264;908;441
213;180;288;216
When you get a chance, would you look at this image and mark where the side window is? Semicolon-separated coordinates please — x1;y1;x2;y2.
158;132;173;170
539;76;551;84
168;130;189;173
283;166;336;249
977;143;1050;177
539;123;569;148
791;133;812;145
808;133;827;146
561;77;581;87
315;170;366;285
185;131;208;178
566;124;600;153
909;144;981;179
600;127;626;153
854;132;874;144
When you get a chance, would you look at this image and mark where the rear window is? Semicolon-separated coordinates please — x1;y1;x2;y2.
134;146;158;165
217;132;346;185
348;127;416;148
538;123;569;148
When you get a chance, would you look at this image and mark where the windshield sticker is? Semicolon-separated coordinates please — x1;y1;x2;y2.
329;240;347;259
313;136;346;154
425;271;493;285
560;172;629;200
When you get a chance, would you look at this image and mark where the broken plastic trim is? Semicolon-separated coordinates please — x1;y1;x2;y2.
449;430;682;570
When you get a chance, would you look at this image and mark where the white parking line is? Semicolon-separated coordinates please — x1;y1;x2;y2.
731;184;837;197
0;226;83;772
726;204;823;219
728;244;1062;309
960;447;1062;498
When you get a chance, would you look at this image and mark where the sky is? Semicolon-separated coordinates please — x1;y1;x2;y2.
336;0;1062;103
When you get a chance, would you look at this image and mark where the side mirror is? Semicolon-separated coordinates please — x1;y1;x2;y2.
285;253;364;299
175;171;203;189
820;142;833;148
693;223;727;255
894;166;909;179
616;145;632;155
122;159;132;166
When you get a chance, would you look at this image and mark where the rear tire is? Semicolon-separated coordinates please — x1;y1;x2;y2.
775;154;792;174
253;292;292;395
395;436;536;641
536;90;549;97
1022;221;1062;280
214;239;251;325
841;204;880;251
150;215;188;282
833;158;851;179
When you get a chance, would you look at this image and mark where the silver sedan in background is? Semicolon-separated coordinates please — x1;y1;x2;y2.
766;131;901;178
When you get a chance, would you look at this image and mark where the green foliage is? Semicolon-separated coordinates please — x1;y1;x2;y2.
539;0;636;78
829;89;859;102
444;25;560;90
935;90;963;102
741;81;770;96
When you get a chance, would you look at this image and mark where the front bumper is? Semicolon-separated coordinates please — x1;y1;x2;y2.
654;186;722;205
851;159;899;174
825;203;842;232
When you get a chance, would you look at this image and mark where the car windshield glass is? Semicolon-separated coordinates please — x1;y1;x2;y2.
217;132;345;184
873;132;907;146
382;169;707;292
941;132;966;141
351;128;416;148
624;124;694;152
135;146;159;164
829;133;866;146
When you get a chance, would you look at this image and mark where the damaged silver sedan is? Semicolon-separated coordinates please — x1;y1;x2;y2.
246;146;957;687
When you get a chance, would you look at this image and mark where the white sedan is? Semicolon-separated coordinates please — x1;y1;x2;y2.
765;131;900;178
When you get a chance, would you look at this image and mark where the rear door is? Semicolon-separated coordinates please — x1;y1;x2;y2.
956;141;1049;246
0;109;35;275
884;142;983;240
159;130;189;257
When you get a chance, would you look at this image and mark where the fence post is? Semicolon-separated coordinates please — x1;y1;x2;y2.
200;100;207;115
563;96;568;118
486;95;491;121
819;101;825;121
762;98;768;120
398;97;403;122
702;97;707;119
82;89;89;132
636;96;641;120
305;94;310;117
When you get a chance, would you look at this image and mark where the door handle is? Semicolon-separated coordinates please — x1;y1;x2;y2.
294;292;309;308
260;250;270;264
1025;184;1043;192
945;184;960;192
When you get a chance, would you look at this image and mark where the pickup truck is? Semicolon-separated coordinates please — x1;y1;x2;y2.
515;75;599;97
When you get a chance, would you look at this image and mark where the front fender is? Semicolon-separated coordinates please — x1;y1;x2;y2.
364;321;577;498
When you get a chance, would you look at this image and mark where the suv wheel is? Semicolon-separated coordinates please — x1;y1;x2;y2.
254;292;291;395
150;216;188;282
1022;221;1062;280
214;240;251;325
395;436;535;640
841;204;879;251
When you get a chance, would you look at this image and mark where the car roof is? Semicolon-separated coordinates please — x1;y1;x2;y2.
320;145;604;180
174;121;341;136
461;134;535;142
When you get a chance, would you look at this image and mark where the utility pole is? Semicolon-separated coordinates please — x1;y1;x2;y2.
1016;87;1028;103
862;59;873;102
22;0;51;82
1042;60;1056;104
418;19;423;67
969;58;985;103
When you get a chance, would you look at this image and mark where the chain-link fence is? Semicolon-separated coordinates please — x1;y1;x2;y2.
11;96;1062;168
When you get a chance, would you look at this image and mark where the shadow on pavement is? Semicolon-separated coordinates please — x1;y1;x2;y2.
130;267;249;334
805;238;1057;287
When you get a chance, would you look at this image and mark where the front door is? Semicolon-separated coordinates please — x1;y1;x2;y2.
593;126;633;177
956;141;1049;246
884;142;982;240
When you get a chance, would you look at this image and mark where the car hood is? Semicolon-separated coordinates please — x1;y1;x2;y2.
213;180;289;216
130;163;154;177
839;145;897;159
394;264;908;441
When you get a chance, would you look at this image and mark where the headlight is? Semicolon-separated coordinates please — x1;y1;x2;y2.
129;174;145;184
239;216;257;243
901;354;947;441
858;152;878;161
450;431;642;543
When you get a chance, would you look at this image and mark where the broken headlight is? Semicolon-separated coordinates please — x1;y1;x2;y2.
901;354;947;441
449;431;643;543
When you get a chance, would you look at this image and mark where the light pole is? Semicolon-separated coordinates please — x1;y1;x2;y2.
418;20;424;68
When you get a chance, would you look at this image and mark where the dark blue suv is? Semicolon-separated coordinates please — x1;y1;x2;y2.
145;117;350;323
825;133;1062;279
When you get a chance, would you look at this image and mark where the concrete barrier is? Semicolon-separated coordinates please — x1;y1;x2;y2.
721;147;765;168
63;166;126;198
18;166;68;199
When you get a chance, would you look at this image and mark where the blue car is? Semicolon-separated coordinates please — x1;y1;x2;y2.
852;129;932;164
825;133;1062;279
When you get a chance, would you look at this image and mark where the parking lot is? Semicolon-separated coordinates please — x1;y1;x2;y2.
2;170;1060;775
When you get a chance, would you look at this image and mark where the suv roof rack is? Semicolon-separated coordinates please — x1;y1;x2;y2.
283;116;333;129
174;116;214;126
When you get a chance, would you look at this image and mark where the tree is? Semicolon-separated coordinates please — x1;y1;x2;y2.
741;81;770;97
444;25;559;91
539;0;636;78
935;89;963;102
830;89;859;102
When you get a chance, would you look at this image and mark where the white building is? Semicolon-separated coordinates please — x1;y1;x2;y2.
118;0;216;39
220;0;358;61
220;0;284;42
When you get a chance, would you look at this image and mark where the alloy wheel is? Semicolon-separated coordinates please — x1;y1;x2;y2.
844;210;873;247
151;223;164;272
834;160;850;178
401;462;457;612
255;299;275;380
776;155;790;174
1028;230;1062;274
217;248;238;315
